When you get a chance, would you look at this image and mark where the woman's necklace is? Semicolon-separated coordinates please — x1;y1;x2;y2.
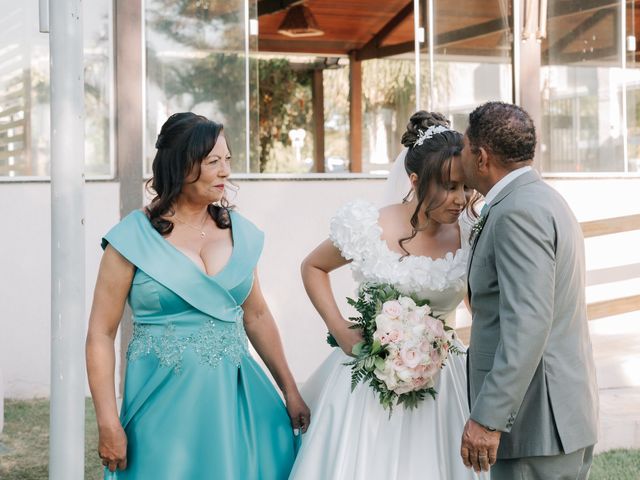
174;212;208;238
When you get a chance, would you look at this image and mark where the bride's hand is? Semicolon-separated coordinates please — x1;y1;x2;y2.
284;390;311;435
332;319;364;356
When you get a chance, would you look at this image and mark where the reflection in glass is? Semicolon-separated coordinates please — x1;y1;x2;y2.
0;2;113;178
252;55;315;173
145;0;251;175
541;2;624;173
429;0;512;132
361;57;416;174
324;66;350;173
625;1;640;173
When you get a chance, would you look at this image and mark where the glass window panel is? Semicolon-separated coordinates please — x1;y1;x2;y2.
144;0;252;175
541;2;625;173
0;2;113;179
361;56;416;174
324;66;350;173
252;54;316;173
625;1;640;173
428;0;513;131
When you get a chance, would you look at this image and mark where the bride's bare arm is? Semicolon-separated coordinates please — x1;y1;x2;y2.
301;239;362;355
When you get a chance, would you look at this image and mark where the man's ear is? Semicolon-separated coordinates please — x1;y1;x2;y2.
477;147;490;173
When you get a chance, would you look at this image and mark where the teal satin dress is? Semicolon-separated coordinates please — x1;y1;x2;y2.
102;210;297;479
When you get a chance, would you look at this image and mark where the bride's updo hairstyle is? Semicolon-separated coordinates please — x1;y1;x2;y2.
145;112;233;236
398;111;466;254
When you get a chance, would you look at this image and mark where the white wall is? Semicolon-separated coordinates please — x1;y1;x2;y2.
1;176;639;398
0;182;120;398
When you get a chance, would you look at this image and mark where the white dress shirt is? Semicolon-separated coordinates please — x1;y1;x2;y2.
483;166;532;207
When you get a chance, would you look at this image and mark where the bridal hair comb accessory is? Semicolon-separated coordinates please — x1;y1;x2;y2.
414;125;451;147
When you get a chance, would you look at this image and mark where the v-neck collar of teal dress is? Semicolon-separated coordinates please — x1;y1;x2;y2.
132;209;238;282
103;209;264;323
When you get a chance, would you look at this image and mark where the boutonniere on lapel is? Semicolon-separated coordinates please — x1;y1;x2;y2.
470;205;489;244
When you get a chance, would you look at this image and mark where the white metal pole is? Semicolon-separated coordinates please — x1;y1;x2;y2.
621;0;629;173
244;0;251;173
414;0;421;111
512;0;523;105
427;0;435;111
48;0;86;478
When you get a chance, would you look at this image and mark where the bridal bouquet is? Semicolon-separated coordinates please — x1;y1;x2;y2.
328;283;461;412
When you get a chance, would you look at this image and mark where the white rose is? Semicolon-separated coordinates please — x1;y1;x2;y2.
375;313;394;332
404;311;422;327
399;344;422;369
375;362;399;390
410;323;427;338
395;366;414;382
382;300;403;319
413;305;431;318
393;383;415;395
398;296;416;310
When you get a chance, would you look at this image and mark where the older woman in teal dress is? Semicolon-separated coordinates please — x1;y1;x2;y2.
86;112;310;478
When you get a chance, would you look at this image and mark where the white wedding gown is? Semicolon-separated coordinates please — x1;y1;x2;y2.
289;200;488;480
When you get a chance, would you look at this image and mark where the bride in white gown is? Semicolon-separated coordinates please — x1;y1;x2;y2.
289;112;488;480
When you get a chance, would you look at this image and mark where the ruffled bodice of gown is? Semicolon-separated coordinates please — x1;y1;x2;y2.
329;199;474;327
289;200;487;480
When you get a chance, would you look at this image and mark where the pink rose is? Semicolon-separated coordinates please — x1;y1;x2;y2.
411;377;429;389
387;329;403;344
400;346;422;369
419;340;432;353
414;364;428;374
426;317;445;338
405;311;422;326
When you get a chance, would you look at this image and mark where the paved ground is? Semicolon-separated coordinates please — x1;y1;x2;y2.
590;312;640;453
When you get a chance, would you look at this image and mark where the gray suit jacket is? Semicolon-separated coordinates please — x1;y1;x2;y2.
467;169;598;459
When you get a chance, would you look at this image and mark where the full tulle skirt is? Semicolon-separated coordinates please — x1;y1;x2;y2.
289;345;488;480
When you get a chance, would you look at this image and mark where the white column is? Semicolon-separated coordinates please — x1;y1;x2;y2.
48;0;86;478
0;368;4;434
413;0;421;111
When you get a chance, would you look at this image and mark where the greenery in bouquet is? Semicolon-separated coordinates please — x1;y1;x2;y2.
328;283;462;412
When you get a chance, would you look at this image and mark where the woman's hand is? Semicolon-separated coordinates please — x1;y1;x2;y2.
284;390;311;436
98;421;128;472
332;319;364;356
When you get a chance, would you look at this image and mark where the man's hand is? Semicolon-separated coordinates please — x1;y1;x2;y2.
460;418;501;472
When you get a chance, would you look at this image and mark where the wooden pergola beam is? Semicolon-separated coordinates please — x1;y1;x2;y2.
349;51;362;173
548;0;620;19
436;17;508;48
356;1;413;61
357;41;414;61
546;8;614;58
312;69;325;173
258;0;303;17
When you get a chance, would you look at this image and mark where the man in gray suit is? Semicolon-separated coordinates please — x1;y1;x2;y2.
458;102;599;479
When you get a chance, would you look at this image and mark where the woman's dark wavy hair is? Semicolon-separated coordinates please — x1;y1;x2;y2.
399;111;479;255
145;112;233;235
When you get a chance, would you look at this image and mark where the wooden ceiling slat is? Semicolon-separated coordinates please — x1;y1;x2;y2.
257;0;628;60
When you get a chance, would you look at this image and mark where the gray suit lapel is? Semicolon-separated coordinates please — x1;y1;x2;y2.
489;168;542;209
467;169;542;297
